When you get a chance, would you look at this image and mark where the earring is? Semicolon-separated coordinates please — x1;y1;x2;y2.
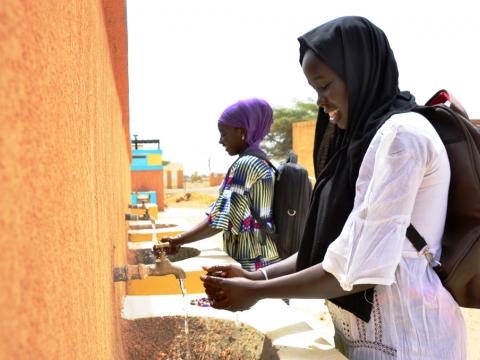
241;135;245;141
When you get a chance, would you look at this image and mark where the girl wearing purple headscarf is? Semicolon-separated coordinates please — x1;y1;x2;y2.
162;98;281;272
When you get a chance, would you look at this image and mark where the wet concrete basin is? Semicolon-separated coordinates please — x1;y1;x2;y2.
121;316;279;359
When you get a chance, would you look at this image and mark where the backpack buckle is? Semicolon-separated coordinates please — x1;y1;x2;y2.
419;246;442;268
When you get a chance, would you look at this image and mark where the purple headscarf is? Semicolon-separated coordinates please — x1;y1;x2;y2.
218;98;273;153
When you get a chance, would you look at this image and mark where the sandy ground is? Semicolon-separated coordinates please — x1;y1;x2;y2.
167;181;480;359
165;180;219;209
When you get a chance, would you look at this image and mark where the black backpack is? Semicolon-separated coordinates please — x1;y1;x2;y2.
240;150;312;259
406;89;480;308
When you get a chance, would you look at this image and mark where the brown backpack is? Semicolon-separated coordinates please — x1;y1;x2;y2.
407;89;480;308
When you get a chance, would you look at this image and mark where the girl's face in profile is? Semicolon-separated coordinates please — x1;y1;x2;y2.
302;49;349;129
218;123;246;156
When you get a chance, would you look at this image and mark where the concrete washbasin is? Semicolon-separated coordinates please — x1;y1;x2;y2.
120;296;346;360
120;316;279;359
127;218;189;243
119;208;345;359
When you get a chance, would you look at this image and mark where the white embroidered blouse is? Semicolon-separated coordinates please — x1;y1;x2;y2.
322;112;467;359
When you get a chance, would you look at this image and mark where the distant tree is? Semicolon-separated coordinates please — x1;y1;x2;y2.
262;100;317;160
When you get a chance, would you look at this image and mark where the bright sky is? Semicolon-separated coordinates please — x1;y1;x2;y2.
126;0;480;175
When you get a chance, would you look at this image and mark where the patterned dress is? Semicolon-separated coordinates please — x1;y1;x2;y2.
207;155;280;271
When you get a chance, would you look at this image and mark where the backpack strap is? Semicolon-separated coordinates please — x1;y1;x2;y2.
406;89;472;283
241;150;277;244
242;148;278;175
244;151;299;234
224;150;278;180
406;224;448;281
406;224;428;252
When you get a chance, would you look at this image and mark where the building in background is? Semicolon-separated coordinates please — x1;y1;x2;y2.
164;163;184;189
292;120;316;179
131;136;165;210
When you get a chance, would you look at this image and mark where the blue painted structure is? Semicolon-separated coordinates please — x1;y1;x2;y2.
131;191;157;205
131;149;164;171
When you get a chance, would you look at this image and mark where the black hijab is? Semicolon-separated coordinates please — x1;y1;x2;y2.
296;16;417;322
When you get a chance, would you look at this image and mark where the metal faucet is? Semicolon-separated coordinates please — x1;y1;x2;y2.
113;252;186;282
125;201;152;221
148;252;186;279
125;213;150;221
117;203;185;282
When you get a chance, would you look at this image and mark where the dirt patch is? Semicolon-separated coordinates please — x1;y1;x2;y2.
121;316;279;360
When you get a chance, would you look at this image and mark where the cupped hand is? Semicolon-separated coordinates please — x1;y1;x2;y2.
202;264;255;280
202;264;250;301
200;274;260;311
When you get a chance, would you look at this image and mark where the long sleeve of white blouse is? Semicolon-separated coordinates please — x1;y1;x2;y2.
322;117;443;291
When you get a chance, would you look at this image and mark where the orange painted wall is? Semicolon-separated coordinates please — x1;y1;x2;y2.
292;120;316;178
131;170;165;211
165;169;184;189
1;1;130;359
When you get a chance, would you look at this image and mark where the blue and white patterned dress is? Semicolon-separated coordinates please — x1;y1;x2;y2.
207;155;280;271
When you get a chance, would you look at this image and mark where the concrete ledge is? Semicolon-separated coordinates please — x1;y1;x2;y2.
122;296;346;359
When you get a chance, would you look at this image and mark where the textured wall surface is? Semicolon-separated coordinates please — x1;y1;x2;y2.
131;170;165;211
292;120;316;178
0;1;130;359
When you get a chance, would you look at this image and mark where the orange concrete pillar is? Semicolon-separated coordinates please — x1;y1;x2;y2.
177;169;184;189
166;170;172;189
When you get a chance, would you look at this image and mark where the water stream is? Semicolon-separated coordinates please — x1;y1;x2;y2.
151;219;157;243
179;279;192;360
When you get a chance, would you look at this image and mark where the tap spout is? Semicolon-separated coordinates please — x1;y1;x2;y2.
113;264;149;282
113;253;186;282
148;252;186;279
125;213;150;221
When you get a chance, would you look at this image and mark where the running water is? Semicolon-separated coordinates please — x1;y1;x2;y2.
151;219;157;243
179;279;192;360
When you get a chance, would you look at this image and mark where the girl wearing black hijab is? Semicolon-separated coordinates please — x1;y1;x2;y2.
201;16;466;359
